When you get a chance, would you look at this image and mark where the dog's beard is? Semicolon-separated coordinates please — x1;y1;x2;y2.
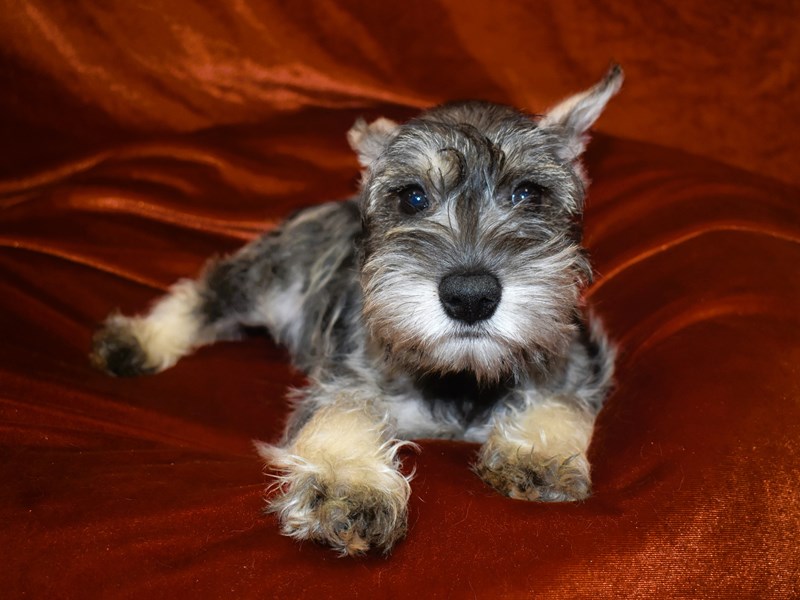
361;268;580;383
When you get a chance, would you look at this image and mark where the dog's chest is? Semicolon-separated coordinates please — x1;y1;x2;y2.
417;372;509;421
388;372;512;441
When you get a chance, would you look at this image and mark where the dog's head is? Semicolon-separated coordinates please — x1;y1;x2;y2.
350;66;622;381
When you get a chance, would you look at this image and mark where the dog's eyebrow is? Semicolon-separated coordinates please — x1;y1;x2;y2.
436;147;467;190
456;124;507;178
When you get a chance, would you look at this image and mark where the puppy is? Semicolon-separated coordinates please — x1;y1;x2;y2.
91;65;623;556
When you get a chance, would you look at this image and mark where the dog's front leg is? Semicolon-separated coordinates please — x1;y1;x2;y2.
476;398;595;502
257;395;413;556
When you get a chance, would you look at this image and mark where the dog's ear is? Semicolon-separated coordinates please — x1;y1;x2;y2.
347;117;399;168
539;64;623;162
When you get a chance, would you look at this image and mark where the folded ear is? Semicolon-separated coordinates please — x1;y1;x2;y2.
539;64;624;162
347;117;400;168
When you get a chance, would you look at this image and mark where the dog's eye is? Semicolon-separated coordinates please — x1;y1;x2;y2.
511;182;544;206
398;185;429;214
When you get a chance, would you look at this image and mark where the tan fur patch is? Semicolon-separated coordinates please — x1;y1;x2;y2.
121;279;206;372
495;400;594;459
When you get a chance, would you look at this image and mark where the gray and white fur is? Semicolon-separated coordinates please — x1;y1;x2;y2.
91;66;623;556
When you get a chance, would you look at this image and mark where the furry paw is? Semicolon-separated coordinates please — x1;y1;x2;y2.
256;403;414;555
268;474;409;556
475;452;591;502
90;318;153;377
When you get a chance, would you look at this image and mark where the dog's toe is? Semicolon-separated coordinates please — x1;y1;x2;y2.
269;476;408;556
476;454;591;503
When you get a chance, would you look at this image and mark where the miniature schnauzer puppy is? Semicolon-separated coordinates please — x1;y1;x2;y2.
91;66;623;556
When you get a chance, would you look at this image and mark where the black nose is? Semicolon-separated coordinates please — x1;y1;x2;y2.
438;272;502;325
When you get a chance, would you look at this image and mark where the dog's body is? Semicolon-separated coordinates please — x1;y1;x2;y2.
91;66;623;556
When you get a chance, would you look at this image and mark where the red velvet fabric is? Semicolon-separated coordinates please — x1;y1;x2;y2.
2;2;799;597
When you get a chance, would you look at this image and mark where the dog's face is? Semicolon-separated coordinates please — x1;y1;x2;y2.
350;67;622;381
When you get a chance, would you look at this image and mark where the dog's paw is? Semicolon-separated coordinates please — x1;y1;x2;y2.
267;473;409;556
475;453;591;502
90;318;154;377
